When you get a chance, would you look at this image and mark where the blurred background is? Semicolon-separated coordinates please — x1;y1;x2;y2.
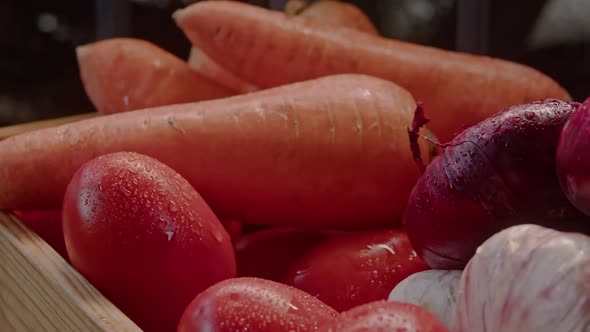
1;0;588;126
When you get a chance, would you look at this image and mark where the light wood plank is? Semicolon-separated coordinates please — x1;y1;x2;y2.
0;113;99;140
0;211;141;332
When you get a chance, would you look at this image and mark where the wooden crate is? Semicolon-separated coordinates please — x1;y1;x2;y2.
0;211;141;331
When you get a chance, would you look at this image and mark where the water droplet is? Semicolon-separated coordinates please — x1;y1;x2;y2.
169;201;178;212
122;187;131;197
287;302;299;313
164;230;174;241
214;229;224;243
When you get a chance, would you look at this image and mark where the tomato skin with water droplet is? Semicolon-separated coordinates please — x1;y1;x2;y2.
317;300;450;332
284;229;429;312
177;277;338;332
62;152;236;332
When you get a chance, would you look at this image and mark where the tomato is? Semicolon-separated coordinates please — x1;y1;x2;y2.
177;277;338;332
62;152;236;332
317;300;450;332
234;227;341;282
12;209;68;261
284;229;429;312
221;219;243;242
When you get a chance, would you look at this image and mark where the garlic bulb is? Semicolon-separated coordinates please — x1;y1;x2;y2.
456;224;590;332
388;269;461;330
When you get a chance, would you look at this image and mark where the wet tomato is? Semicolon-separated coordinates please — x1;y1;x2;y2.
285;229;429;311
177;277;338;332
62;152;236;332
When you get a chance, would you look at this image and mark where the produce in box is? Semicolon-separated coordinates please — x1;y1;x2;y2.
317;300;450;332
187;0;379;93
404;98;590;269
173;0;570;141
1;1;587;331
77;38;234;115
0;74;431;230
456;224;590;332
177;277;338;332
62;152;236;332
284;229;429;312
388;269;462;330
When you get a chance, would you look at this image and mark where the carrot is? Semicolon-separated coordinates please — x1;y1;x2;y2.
173;1;571;141
0;74;430;230
77;38;235;115
294;0;379;35
187;0;377;94
186;46;260;94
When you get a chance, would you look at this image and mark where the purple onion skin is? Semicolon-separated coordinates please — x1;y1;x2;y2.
557;97;590;216
404;98;589;270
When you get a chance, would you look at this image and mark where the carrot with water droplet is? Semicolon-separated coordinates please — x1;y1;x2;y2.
174;0;571;141
77;38;234;115
0;74;431;229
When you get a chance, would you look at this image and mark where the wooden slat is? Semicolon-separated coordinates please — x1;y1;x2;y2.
0;113;99;140
0;211;141;332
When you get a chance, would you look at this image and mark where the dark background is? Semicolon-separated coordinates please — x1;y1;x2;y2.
1;0;588;126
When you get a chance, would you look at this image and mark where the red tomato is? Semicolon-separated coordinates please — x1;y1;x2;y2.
62;152;236;332
222;219;243;242
234;227;342;282
284;229;429;312
12;209;68;261
177;277;338;332
317;300;450;332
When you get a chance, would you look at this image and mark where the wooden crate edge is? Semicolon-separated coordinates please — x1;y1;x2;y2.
0;210;141;332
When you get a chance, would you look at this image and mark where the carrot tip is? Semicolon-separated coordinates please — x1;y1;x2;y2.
172;8;187;24
75;44;90;61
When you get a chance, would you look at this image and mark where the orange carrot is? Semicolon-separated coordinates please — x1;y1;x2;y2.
186;0;377;94
0;74;430;230
295;0;379;35
187;46;260;94
77;38;235;114
174;1;571;141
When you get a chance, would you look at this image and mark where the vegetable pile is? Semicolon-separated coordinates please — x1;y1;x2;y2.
0;1;588;331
